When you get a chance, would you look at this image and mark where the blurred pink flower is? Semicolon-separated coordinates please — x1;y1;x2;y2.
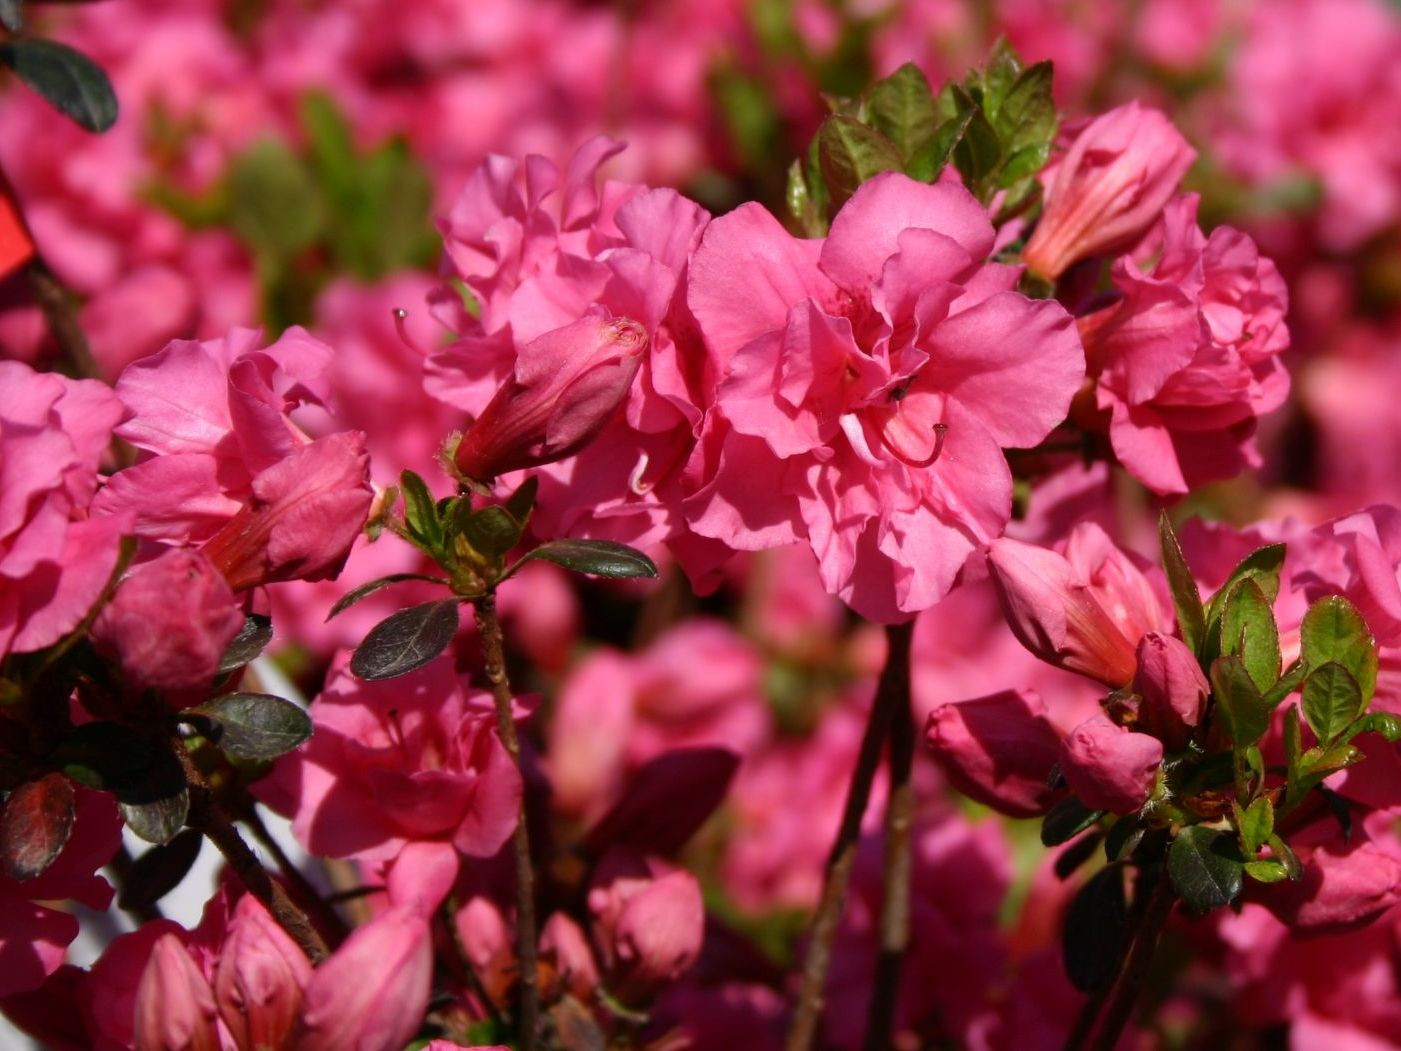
925;689;1063;817
1080;194;1290;496
686;172;1083;622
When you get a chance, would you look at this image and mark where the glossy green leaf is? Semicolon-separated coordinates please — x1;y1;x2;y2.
1300;595;1379;703
1263;658;1308;706
1210;655;1271;748
974;38;1023;116
0;39;117;132
1267;834;1302;880
1159;513;1206;655
120;790;189;846
1348;711;1401;743
1236;796;1274;856
217;614;274;675
1220;578;1281;691
817;114;903;207
457;505;524;562
511;539;659;581
1244;858;1291;883
399;470;443;554
350;601;459;681
994;60;1057;150
188;693;312;761
867;63;937;161
1302;661;1364;745
1206;544;1286;625
949;86;1001;191
905;108;973;182
1168;825;1244;915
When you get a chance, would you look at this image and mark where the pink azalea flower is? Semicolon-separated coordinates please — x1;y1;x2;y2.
0;362;130;660
685;172;1084;622
257;654;521;864
1133;632;1209;751
1058;714;1163;815
1079;194;1291;496
925;689;1064;818
93;327;372;591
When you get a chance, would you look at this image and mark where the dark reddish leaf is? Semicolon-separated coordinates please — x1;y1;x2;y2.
1;773;76;880
584;747;739;857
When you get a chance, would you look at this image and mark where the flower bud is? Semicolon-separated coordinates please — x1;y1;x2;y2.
588;848;703;1005
539;912;600;1003
1023;102;1196;280
987;524;1164;687
1133;632;1208;750
133;935;220;1051
453;313;648;482
91;548;244;692
214;895;311;1051
925;690;1063;817
1059;715;1163;815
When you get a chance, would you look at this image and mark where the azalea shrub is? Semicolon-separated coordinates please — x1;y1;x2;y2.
4;1;1401;1050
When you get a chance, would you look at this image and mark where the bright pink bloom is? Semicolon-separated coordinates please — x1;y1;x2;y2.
1133;632;1208;750
91;547;243;692
1080;194;1290;496
925;690;1063;817
1022;101;1196;280
588;848;704;1004
133;934;220;1051
258;655;521;864
93;327;372;591
453;314;648;481
1059;714;1163;815
0;361;129;660
686;172;1084;622
214;895;312;1051
987;523;1167;687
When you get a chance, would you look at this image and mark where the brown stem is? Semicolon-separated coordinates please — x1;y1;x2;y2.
786;621;915;1051
240;796;350;947
175;742;329;963
473;593;539;1051
26;257;102;382
863;670;916;1051
1064;868;1175;1051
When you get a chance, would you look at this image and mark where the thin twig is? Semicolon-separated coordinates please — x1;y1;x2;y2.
26;257;102;382
240;796;350;947
863;662;917;1051
175;742;329;963
473;593;539;1051
786;621;915;1051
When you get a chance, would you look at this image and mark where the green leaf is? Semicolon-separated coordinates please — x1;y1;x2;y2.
326;573;448;620
1159;513;1206;655
1302;661;1364;745
972;38;1023;117
866;63;937;161
905;108;973;182
1244;859;1291;883
997;140;1051;189
227;140;323;258
399;470;443;554
816;114;903;207
1236;796;1274;856
120;789;189;846
1209;655;1271;748
1348;711;1401;743
1206;544;1286;626
1040;795;1104;847
1220;579;1281;691
994;60;1057;150
217;614;274;675
1267;833;1302;880
1168;825;1244;915
1263;658;1308;706
1062;866;1127;994
187;693;312;761
117;828;203;912
350;601;460;681
0;39;117;132
510;539;659;581
504;476;538;530
457;505;524;562
949;86;1002;192
0;773;74;881
1300;595;1379;703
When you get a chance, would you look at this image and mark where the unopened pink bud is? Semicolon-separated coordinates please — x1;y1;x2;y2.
133;935;220;1051
92;548;244;691
453;314;648;481
214;895;311;1051
1060;715;1163;815
925;690;1063;818
1133;632;1208;750
1023;102;1196;280
589;848;703;1004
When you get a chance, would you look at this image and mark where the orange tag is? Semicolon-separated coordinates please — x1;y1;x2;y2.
0;187;35;280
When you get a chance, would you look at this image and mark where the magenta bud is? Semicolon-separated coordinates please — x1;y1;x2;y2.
925;690;1063;818
92;548;244;692
453;313;648;481
133;935;220;1051
1133;632;1208;750
1060;714;1163;815
213;895;311;1051
1023;101;1197;280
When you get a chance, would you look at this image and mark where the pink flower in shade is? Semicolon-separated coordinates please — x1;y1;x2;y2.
1133;632;1208;751
685;172;1084;623
925;689;1064;818
1021;101;1196;281
91;547;243;692
257;654;521;865
427;138;719;581
213;895;313;1051
1250;823;1401;938
0;362;130;660
133;934;221;1051
1058;714;1163;815
987;522;1168;688
1078;194;1291;496
0;788;121;998
92;327;372;592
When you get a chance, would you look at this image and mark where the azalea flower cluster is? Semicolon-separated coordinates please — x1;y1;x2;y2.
4;1;1401;1050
